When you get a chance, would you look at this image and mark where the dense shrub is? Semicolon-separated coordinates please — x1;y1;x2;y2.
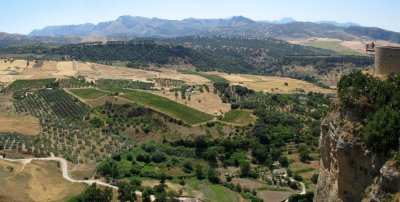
338;71;400;154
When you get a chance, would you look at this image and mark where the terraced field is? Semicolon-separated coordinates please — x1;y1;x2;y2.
102;88;214;125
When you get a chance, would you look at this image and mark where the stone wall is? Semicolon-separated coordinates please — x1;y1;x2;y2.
375;46;400;75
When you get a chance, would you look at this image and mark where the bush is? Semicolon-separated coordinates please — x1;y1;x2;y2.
69;183;113;202
126;154;133;161
207;167;220;184
278;156;289;167
363;108;400;153
294;174;303;182
182;161;193;173
195;165;205;180
311;174;319;184
136;153;151;163
151;151;167;163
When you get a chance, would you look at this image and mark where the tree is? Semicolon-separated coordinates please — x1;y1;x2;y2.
182;160;193;173
117;181;136;202
195;165;205;180
311;174;319;184
69;183;113;202
207;167;220;184
240;162;251;177
363;108;400;153
278;156;289;167
299;149;310;163
97;159;119;179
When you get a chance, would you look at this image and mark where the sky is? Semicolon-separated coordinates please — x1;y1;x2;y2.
1;0;399;34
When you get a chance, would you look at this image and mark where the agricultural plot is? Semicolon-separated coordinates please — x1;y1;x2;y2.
0;160;85;201
6;87;133;163
222;109;256;125
305;39;364;56
0;112;40;135
69;88;109;100
1;78;56;93
215;73;335;94
102;88;214;125
178;70;229;83
96;78;155;90
151;85;231;115
58;77;91;88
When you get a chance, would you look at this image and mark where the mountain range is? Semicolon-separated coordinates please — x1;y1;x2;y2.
1;16;399;48
29;16;363;38
27;16;400;43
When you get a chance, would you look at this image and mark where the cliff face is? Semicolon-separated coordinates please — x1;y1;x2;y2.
315;108;400;202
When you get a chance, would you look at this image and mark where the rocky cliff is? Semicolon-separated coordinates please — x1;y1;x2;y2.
315;108;400;202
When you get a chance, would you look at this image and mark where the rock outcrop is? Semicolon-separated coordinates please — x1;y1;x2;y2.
315;108;400;202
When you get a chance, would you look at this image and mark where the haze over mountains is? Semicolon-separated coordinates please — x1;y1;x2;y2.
1;16;400;48
28;16;399;43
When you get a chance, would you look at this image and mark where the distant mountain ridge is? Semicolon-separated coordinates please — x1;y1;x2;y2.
27;16;400;44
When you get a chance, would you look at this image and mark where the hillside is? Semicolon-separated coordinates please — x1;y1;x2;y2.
28;16;400;44
0;36;373;88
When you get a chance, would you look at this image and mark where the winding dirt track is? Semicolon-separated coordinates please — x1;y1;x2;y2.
0;156;118;190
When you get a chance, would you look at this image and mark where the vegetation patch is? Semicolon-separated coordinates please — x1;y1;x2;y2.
69;88;108;99
178;70;229;83
338;71;400;154
2;78;56;93
305;40;363;56
102;88;214;125
222;109;255;125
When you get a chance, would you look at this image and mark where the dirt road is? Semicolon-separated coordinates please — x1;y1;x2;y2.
0;156;118;190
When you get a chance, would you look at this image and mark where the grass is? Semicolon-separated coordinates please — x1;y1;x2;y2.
178;70;229;83
69;88;108;99
102;88;214;125
222;109;255;125
306;40;363;56
185;179;241;202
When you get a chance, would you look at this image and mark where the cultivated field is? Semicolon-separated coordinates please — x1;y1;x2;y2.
222;109;256;125
0;59;336;95
102;88;214;125
150;86;231;115
0;112;40;135
211;72;335;94
69;88;109;99
0;160;85;201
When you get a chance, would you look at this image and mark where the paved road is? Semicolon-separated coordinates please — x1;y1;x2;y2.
0;156;118;190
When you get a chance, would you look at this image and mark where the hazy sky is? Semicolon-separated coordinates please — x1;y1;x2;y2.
1;0;399;34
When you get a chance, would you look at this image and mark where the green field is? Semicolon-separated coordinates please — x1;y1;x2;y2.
69;88;108;99
222;109;255;125
178;70;229;83
306;40;364;56
102;88;214;125
185;179;242;202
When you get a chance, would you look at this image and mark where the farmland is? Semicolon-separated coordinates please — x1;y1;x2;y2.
0;112;40;135
178;70;229;83
102;87;214;125
0;160;85;201
305;39;364;56
69;88;108;99
222;109;256;125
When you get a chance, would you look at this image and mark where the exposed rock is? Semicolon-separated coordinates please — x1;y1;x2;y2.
315;108;399;202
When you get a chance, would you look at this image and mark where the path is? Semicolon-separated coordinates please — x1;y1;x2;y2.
284;177;306;202
0;156;118;190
